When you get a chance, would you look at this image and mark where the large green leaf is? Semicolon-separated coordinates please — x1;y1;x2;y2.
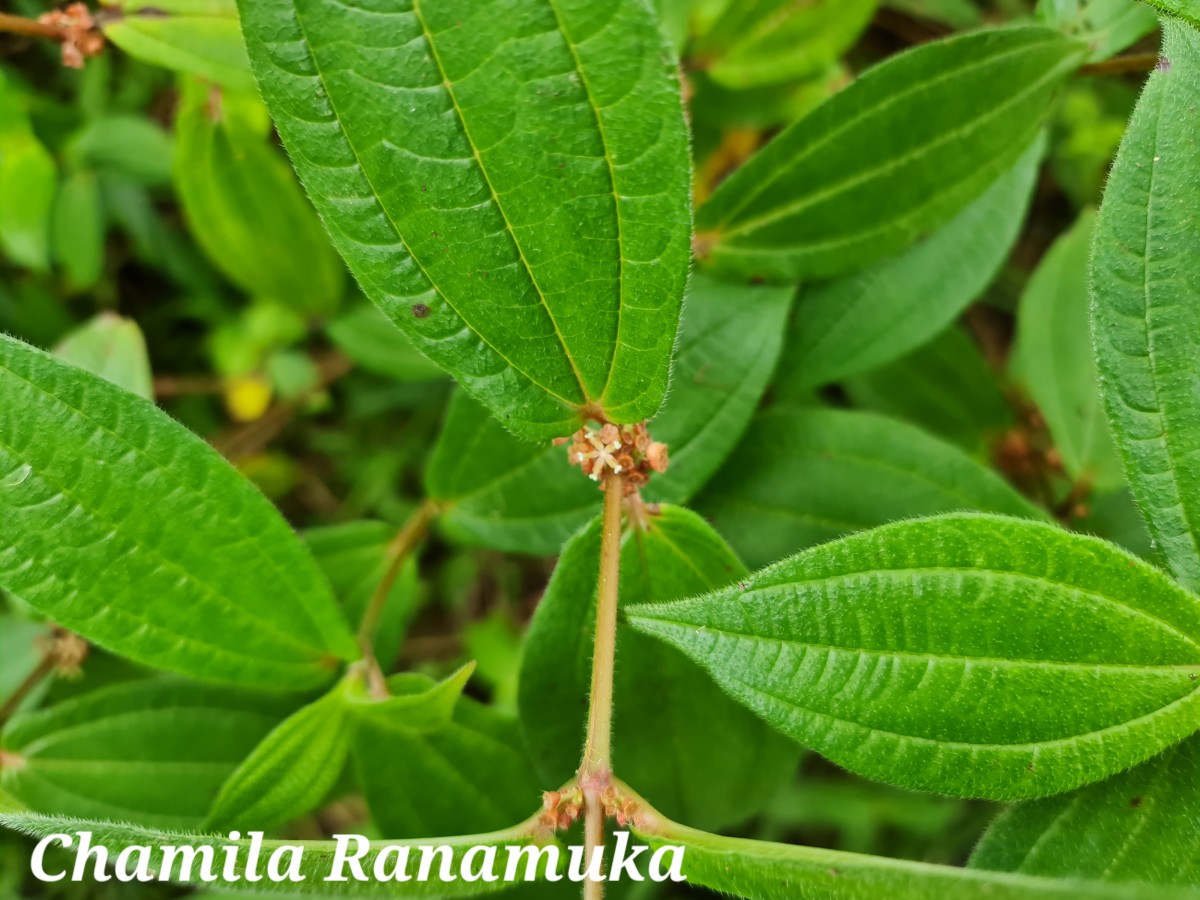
354;674;543;839
0;680;290;830
696;408;1044;569
694;27;1084;282
777;137;1041;392
175;81;344;318
519;506;799;830
632;818;1177;899
1092;21;1200;593
326;301;447;383
239;0;692;440
0;333;359;688
971;734;1200;887
427;275;792;554
1136;1;1200;26
628;513;1200;800
1012;210;1122;491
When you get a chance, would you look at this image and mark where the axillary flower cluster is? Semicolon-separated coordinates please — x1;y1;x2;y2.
557;423;669;492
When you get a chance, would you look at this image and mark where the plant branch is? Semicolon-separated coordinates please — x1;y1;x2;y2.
0;655;54;728
0;627;84;728
0;12;65;41
1079;53;1160;77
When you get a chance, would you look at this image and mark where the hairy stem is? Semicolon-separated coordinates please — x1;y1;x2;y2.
579;478;624;899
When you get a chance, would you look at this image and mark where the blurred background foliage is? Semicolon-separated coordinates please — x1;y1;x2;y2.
0;0;1166;895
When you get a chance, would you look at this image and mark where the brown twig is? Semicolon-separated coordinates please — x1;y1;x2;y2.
1079;53;1160;77
0;11;66;40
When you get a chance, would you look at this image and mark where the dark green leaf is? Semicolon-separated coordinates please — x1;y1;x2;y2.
1091;21;1200;592
694;27;1084;282
628;513;1200;800
696;408;1043;569
53;314;152;400
50;170;106;293
0;333;359;688
883;0;982;28
520;505;799;830
0;680;290;829
239;0;692;439
67;116;175;187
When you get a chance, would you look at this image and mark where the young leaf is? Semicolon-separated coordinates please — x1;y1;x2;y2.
174;80;344;317
100;0;256;91
843;326;1013;454
0;334;359;688
694;27;1085;282
1012;210;1122;491
519;506;800;831
0;680;291;830
0;77;56;272
53;313;153;400
354;674;543;839
696;408;1044;570
238;0;692;439
970;734;1200;886
1092;21;1200;593
206;684;349;830
776;136;1042;392
693;0;878;89
628;513;1200;800
326;301;447;383
427;275;792;555
344;663;473;731
632;817;1174;899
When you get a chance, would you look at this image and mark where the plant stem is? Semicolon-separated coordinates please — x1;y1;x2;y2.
579;478;624;900
0;12;65;41
0;645;56;728
1079;53;1160;77
358;500;436;650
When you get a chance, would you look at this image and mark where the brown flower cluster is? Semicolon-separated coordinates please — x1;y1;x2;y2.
38;3;104;69
557;423;668;492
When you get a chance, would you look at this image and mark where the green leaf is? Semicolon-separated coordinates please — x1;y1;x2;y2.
1083;488;1158;562
843;325;1013;454
344;663;473;731
1037;0;1160;62
206;684;349;830
66;116;175;187
174;80;344;317
1135;1;1200;26
305;520;421;670
0;680;291;830
883;0;983;28
0;812;548;896
0;333;359;688
776;136;1042;392
970;734;1200;886
50;170;106;293
100;0;256;91
326;301;447;383
695;408;1044;570
53;314;153;400
0;618;48;715
1012;210;1122;491
0;78;56;272
427;275;792;554
354;673;543;839
628;513;1200;800
694;26;1084;282
1092;21;1200;593
520;505;799;830
694;0;878;89
238;0;692;440
632;817;1175;899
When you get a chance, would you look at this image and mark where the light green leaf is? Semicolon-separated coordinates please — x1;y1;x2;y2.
633;817;1177;899
628;513;1200;800
354;673;543;839
777;136;1041;392
843;325;1013;454
101;0;256;91
1092;21;1200;592
694;26;1084;283
520;506;799;830
1136;1;1200;26
694;0;878;89
67;116;175;187
238;0;692;440
50;170;106;293
1012;210;1122;491
0;680;291;830
0;79;56;272
1083;488;1157;562
175;79;344;317
206;684;349;830
326;302;447;383
694;27;1082;283
883;0;982;28
305;520;421;670
1037;0;1160;62
427;275;792;554
53;314;153;400
696;408;1043;570
0;333;359;688
344;663;473;731
0;812;549;896
970;734;1200;886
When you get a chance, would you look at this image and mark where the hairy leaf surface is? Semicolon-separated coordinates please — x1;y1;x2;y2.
629;513;1200;800
1092;21;1200;592
1137;0;1200;25
239;0;691;439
